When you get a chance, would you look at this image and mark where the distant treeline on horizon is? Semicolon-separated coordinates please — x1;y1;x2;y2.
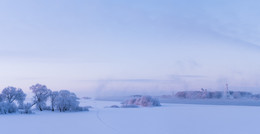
162;89;260;100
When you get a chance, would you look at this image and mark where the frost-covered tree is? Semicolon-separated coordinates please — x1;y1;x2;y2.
30;84;51;111
50;91;59;111
122;95;161;107
56;90;79;112
0;86;26;114
1;86;26;107
2;87;17;103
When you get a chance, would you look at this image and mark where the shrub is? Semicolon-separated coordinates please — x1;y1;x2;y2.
121;104;139;108
110;105;120;108
20;103;33;114
42;106;52;111
74;106;89;112
0;102;18;114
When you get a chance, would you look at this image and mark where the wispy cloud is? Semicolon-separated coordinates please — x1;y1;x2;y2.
170;75;206;79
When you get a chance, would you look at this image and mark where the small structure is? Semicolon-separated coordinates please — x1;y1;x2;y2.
224;83;232;99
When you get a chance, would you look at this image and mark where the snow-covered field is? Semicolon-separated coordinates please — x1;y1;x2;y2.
1;100;260;134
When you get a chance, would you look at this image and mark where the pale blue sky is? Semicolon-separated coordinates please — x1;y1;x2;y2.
0;0;260;96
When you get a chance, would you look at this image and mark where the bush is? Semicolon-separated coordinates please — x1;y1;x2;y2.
121;104;139;108
110;105;120;108
0;102;18;114
20;103;33;114
74;106;89;112
42;106;52;111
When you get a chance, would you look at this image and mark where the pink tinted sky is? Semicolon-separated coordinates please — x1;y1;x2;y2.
0;0;260;96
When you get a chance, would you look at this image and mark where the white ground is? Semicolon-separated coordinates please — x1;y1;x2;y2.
1;100;260;134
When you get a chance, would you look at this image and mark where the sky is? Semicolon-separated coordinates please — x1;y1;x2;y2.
0;0;260;96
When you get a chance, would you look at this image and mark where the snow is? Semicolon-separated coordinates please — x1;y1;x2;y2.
1;100;260;134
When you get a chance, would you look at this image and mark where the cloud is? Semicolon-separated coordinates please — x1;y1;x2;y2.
170;74;206;79
96;79;160;82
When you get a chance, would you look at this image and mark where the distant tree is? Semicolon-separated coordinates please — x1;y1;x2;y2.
1;86;26;107
50;91;59;111
56;90;79;112
30;84;51;111
122;95;161;107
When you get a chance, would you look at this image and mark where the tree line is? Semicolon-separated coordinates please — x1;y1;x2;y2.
0;84;88;114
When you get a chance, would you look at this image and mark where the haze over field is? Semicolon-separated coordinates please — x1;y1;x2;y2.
0;0;260;96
